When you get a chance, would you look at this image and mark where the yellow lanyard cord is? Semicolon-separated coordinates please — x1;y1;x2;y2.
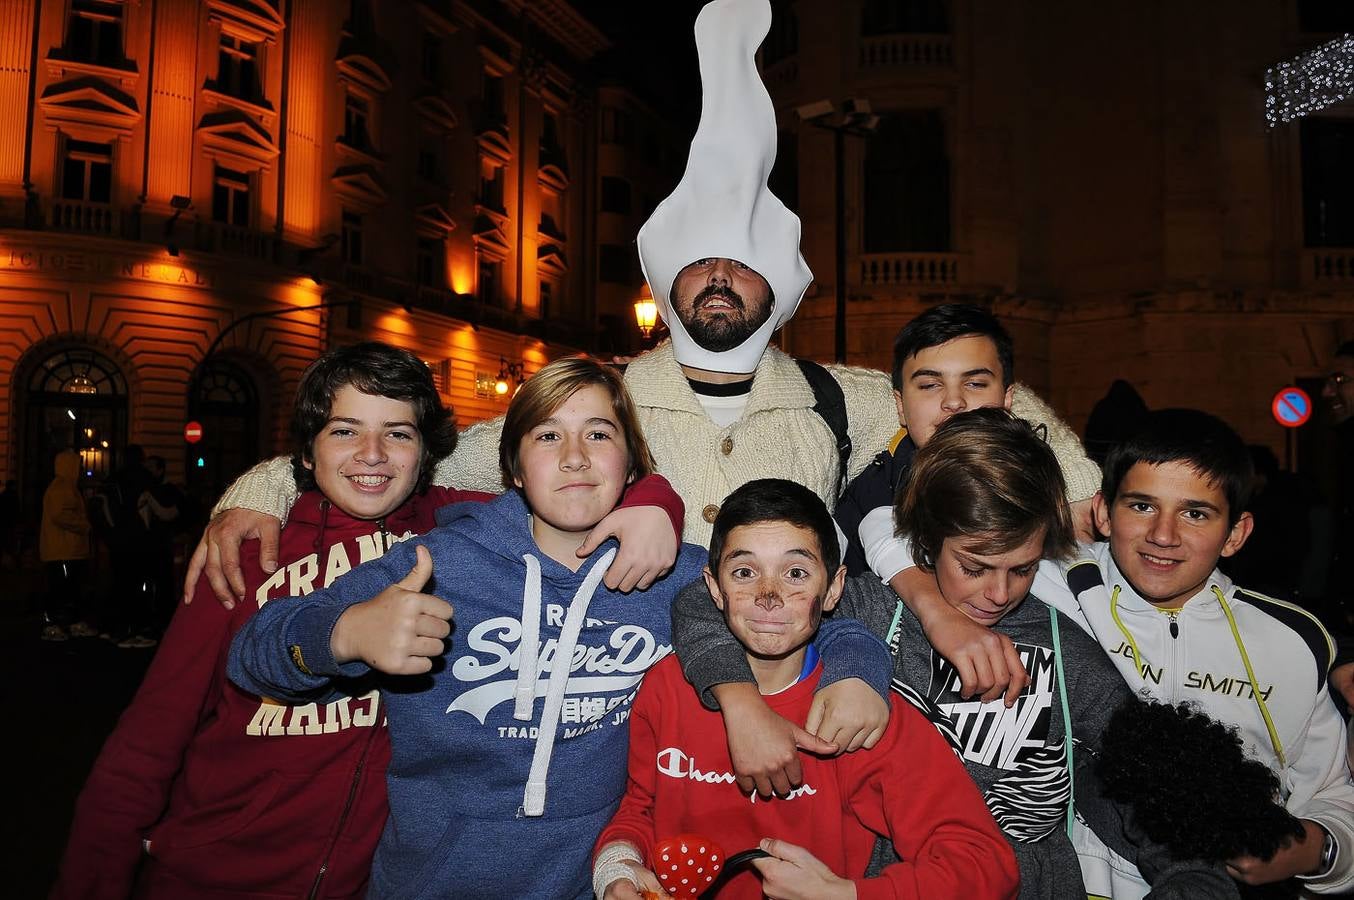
1214;586;1286;768
1110;582;1286;768
1108;586;1147;678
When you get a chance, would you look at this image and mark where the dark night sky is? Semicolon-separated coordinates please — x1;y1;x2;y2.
573;0;711;136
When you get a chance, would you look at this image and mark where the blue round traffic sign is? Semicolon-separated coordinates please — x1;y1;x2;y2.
1271;387;1312;428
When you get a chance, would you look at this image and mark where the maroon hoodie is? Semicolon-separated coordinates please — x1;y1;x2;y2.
54;477;681;900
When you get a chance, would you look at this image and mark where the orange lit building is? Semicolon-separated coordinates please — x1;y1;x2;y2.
0;0;638;518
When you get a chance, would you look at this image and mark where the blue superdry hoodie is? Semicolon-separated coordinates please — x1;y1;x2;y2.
228;490;708;900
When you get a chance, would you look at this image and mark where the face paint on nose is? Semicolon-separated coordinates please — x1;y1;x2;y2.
754;589;782;610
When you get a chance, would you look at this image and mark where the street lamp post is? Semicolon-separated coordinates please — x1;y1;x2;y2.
796;99;879;364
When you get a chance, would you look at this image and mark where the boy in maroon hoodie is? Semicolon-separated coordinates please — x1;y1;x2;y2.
53;342;683;900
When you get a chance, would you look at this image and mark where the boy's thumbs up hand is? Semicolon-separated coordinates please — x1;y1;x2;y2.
330;545;455;674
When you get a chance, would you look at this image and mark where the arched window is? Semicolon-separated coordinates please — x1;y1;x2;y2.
188;358;261;500
21;346;128;509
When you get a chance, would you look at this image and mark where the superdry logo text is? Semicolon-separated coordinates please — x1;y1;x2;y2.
446;605;669;729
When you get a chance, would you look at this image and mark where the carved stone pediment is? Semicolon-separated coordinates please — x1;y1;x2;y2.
205;0;285;43
538;243;569;277
414;94;459;133
39;77;141;142
198;109;279;170
331;164;388;212
472;214;510;261
416;203;457;235
336;41;394;94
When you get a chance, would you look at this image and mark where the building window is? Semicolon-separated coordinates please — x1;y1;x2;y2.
768;130;798;213
66;0;125;67
539;280;553;319
482;73;505;125
600;176;632;214
61;139;112;203
344;92;374;151
541;110;567;168
341;210;364;264
763;0;799;65
212;166;251;227
416;238;443;287
217;33;261;102
599;244;633;284
477;257;500;304
348;0;375;34
480;164;505;212
601;107;631;146
864;110;950;252
417;134;442;182
421;33;442;81
1301;117;1354;247
861;0;950;35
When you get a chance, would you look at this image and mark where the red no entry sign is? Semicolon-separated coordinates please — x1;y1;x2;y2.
1271;387;1312;428
184;420;204;444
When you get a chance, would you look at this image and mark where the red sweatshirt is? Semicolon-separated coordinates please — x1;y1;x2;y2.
54;477;682;900
596;656;1019;900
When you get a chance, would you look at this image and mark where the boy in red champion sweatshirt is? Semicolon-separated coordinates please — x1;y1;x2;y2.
53;342;683;900
593;478;1018;900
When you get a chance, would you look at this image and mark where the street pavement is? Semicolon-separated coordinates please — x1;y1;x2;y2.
5;562;155;897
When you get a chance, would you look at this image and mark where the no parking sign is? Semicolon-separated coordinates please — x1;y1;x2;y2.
1271;387;1312;428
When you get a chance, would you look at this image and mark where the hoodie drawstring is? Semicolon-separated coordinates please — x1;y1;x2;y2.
313;500;331;553
1112;582;1286;769
518;547;617;817
513;555;543;720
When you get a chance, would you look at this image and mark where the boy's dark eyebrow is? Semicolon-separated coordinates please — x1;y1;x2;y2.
1119;490;1222;514
723;546;820;563
909;366;997;380
325;416;417;429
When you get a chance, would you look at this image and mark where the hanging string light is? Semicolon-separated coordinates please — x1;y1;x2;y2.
1265;33;1354;127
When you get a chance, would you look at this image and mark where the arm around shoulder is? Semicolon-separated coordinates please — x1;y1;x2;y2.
435;416;505;491
211;455;300;521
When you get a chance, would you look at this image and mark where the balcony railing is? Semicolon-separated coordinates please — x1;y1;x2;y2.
858;252;962;287
859;34;954;69
194;221;277;263
49;199;117;236
1303;249;1354;286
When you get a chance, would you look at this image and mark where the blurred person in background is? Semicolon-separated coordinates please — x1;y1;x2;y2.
40;451;95;641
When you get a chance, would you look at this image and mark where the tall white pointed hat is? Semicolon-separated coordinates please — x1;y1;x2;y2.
637;0;812;374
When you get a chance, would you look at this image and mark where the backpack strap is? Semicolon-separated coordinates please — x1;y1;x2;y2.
795;358;852;495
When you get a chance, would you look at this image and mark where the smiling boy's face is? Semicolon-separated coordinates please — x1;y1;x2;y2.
1092;461;1253;609
705;521;844;661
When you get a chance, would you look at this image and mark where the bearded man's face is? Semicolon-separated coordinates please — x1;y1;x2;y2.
670;257;774;353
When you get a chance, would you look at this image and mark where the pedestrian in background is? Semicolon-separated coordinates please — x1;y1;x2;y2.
39;450;94;641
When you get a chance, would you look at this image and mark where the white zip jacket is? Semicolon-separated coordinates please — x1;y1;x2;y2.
1032;543;1354;897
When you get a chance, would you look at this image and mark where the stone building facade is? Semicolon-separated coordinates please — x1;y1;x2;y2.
764;0;1354;477
0;0;640;518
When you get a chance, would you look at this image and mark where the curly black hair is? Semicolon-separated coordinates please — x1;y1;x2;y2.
1095;698;1307;900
